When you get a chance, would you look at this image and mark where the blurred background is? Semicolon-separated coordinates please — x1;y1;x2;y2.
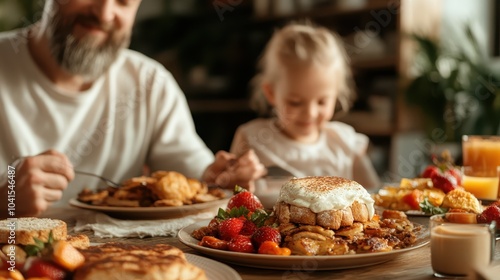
1;0;499;181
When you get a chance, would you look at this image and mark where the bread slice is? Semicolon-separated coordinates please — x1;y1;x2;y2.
74;243;206;280
0;218;67;245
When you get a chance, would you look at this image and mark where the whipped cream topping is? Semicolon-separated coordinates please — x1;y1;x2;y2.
277;176;375;218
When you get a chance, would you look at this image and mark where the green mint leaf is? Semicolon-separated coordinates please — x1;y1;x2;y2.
419;197;448;215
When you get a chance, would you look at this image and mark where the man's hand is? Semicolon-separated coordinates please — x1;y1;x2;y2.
3;150;74;217
203;150;266;192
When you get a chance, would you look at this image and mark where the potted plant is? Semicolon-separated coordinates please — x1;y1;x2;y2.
405;25;500;144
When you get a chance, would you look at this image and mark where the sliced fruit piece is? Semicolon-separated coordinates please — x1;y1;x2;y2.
51;240;85;271
198;236;228;250
25;258;66;280
445;212;478;224
401;189;422;210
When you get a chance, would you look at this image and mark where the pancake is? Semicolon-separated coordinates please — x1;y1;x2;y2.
74;243;206;280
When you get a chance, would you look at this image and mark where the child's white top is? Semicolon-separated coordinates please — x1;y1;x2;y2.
230;118;369;179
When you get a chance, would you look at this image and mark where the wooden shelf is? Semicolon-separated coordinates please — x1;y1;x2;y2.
351;55;397;70
187;99;251;113
253;1;396;22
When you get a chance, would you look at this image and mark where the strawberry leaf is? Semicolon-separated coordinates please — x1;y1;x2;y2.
233;185;246;195
249;209;269;227
217;206;250;220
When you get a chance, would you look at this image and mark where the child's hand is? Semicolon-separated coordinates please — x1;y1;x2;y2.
210;150;267;192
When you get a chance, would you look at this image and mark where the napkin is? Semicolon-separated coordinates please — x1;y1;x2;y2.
73;211;214;238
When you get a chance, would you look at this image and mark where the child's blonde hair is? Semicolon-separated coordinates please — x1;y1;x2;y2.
250;21;354;117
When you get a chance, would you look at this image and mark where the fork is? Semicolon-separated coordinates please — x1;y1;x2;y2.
74;170;121;190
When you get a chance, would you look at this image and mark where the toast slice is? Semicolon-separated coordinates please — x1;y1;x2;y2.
0;218;67;245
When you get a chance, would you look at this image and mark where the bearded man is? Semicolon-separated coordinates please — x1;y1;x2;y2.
0;0;265;218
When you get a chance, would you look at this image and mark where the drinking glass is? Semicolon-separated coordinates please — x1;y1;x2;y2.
430;213;496;278
462;135;500;169
462;135;500;198
461;166;500;201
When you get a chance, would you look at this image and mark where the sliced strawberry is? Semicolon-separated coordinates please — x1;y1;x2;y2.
227;186;263;211
218;218;245;241
421;165;439;178
25;258;67;280
431;173;458;193
228;235;254;253
251;226;281;249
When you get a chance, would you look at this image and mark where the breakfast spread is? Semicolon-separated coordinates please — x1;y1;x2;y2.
373;152;486;215
192;176;423;256
77;170;225;207
0;218;207;280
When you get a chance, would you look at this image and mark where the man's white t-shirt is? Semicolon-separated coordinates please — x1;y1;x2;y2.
0;29;214;205
230;118;369;179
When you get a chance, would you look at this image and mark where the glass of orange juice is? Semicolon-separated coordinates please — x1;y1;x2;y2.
461;166;500;201
462;135;500;198
462;135;500;169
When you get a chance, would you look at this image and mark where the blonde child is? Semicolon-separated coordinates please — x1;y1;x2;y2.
230;22;380;189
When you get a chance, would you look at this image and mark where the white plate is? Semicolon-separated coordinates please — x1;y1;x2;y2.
186;253;241;280
179;220;430;270
69;198;229;220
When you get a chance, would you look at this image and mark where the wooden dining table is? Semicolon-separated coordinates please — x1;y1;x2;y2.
44;207;500;280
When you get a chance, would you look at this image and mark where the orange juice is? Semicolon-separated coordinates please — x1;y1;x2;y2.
462;135;500;169
462;174;499;200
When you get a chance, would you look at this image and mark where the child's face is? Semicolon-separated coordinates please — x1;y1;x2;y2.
265;64;338;143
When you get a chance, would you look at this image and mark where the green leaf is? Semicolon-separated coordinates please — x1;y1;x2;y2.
233;185;246;195
419;198;448;215
216;206;250;220
24;237;45;257
249;209;270;227
22;230;56;257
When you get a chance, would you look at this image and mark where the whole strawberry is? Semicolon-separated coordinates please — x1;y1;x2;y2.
227;186;263;212
431;173;457;193
240;220;258;236
251;226;281;249
218;218;245;241
228;235;254;253
478;205;500;225
445;168;462;186
421;165;439;178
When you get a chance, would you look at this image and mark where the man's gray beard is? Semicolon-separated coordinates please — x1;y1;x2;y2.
46;11;129;81
54;34;128;81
